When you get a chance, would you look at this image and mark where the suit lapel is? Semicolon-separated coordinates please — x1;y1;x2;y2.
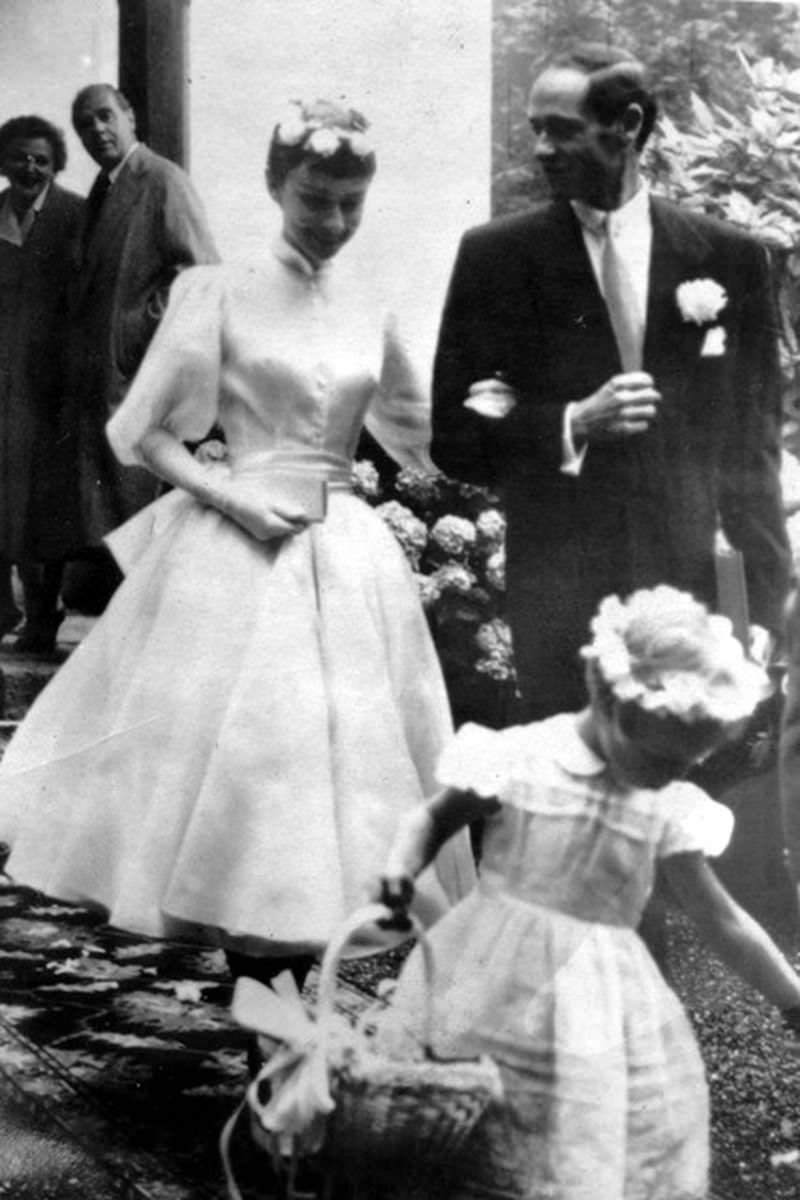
533;202;621;380
643;197;713;373
78;148;147;287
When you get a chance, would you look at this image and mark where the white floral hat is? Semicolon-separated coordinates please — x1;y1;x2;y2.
273;99;373;160
580;585;770;725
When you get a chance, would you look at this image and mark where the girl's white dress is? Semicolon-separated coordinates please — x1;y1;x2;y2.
378;716;734;1200
0;239;474;952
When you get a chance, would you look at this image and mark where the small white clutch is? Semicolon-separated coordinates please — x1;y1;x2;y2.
261;470;328;522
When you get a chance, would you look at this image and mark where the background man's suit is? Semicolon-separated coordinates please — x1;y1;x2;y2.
66;142;218;545
432;195;790;717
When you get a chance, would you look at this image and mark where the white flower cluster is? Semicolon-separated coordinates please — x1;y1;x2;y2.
276;101;372;159
351;459;381;499
430;563;476;594
414;571;442;610
375;500;427;567
676;277;728;325
193;439;228;466
395;466;444;507
476;508;506;547
431;515;477;557
581;586;770;724
475;618;516;682
485;548;506;592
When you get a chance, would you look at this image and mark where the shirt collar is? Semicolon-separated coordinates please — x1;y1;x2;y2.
572;179;650;238
272;234;334;284
0;182;51;245
107;140;139;185
31;182;51;214
547;713;606;777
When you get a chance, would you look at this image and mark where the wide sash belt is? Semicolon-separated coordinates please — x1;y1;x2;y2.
228;454;353;521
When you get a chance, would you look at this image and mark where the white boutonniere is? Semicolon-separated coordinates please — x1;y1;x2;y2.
676;278;728;325
676;278;728;357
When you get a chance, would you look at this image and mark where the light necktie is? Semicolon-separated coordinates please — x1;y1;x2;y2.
600;215;644;372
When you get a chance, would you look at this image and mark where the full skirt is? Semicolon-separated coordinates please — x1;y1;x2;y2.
376;890;709;1200
0;489;473;950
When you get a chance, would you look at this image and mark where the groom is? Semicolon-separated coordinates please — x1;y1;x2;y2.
431;43;790;719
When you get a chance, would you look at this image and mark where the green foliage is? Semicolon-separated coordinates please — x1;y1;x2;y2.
492;0;800;215
645;54;800;418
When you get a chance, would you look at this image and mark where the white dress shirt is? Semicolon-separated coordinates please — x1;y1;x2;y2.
107;140;140;186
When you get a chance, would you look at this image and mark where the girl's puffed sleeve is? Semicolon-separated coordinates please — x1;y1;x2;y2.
435;722;517;799
657;781;735;859
107;266;224;466
363;314;435;472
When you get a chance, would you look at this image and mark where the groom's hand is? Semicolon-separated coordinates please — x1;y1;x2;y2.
571;372;661;445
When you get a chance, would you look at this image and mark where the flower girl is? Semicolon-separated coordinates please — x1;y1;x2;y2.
377;585;800;1200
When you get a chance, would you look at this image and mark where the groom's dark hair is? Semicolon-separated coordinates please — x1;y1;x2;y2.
541;43;658;151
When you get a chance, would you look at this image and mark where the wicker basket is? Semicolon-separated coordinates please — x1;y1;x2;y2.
222;903;503;1199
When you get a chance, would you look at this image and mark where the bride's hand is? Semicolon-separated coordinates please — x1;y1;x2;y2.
214;478;310;542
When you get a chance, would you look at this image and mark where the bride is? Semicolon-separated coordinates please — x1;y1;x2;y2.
0;98;474;990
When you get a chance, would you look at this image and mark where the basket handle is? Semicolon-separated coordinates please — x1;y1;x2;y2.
315;902;436;1054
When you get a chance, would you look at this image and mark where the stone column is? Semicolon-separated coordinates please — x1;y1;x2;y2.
117;0;191;166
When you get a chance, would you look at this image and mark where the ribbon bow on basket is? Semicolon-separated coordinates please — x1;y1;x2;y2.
220;902;504;1199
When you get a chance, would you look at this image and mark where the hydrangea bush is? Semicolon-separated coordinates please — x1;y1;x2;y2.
353;463;518;725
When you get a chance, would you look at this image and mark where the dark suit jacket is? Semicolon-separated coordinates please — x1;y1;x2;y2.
0;183;83;559
67;144;219;543
432;196;791;715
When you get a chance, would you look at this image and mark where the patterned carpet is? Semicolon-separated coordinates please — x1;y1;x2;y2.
0;867;250;1198
0;859;410;1200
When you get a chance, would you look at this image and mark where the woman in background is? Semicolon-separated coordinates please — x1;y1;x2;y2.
0;115;82;653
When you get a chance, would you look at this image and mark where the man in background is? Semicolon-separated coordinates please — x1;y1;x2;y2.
63;83;218;611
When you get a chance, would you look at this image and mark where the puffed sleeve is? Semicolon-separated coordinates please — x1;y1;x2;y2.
435;722;517;798
106;265;224;466
362;313;435;472
656;782;734;859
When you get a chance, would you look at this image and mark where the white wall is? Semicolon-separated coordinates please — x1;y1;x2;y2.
189;0;492;368
0;0;117;197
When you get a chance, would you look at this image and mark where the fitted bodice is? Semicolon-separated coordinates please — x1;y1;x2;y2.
478;788;660;927
437;715;734;929
107;238;430;482
215;257;378;470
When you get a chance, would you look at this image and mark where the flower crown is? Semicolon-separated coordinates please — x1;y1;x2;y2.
274;100;373;159
580;586;770;725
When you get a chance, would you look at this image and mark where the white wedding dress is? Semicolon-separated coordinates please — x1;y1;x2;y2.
0;239;474;953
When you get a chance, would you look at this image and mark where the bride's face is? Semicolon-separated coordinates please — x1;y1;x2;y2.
271;160;371;267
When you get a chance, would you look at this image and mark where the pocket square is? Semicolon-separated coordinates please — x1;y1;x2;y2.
700;325;726;357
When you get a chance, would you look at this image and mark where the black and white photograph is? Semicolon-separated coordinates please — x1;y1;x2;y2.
0;2;800;1198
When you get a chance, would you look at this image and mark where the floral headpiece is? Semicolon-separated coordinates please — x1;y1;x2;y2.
580;586;770;725
274;100;373;159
